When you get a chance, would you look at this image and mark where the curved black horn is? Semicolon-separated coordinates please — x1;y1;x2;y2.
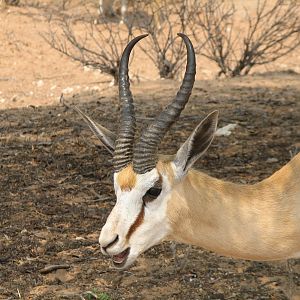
113;34;148;173
133;33;196;174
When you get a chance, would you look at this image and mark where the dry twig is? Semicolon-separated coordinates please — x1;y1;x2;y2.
137;0;202;79
197;0;300;77
42;12;135;85
40;264;70;274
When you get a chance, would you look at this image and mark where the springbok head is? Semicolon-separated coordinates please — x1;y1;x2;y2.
75;33;218;269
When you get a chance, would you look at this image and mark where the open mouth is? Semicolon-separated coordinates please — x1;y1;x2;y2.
112;248;130;268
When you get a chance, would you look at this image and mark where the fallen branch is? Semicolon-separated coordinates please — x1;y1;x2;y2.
40;264;70;274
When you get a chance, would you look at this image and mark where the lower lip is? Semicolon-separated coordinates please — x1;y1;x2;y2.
112;248;130;268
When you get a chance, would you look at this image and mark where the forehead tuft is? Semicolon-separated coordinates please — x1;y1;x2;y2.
116;164;137;191
156;160;174;183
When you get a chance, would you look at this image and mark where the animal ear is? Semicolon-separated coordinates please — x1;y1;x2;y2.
73;106;116;154
173;111;218;174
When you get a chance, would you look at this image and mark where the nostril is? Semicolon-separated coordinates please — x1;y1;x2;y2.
102;235;119;252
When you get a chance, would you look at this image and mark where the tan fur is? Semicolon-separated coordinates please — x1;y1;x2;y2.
117;164;137;191
156;157;175;184
166;153;300;261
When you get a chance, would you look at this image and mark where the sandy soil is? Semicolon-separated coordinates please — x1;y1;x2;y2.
0;1;300;300
0;1;300;110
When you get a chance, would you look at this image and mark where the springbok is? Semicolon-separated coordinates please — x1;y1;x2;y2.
74;34;300;269
98;0;167;28
99;0;128;23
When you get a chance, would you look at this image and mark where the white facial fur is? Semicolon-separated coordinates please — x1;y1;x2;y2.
98;168;171;269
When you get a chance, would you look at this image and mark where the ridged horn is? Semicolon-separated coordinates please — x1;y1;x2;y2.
133;33;196;174
113;34;148;173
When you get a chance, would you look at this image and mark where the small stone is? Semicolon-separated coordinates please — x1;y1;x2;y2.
36;80;44;87
216;124;238;137
83;66;92;72
108;79;115;87
91;86;100;91
62;87;74;94
266;157;279;163
11;95;17;102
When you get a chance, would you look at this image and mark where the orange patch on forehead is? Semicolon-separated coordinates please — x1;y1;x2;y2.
117;164;137;191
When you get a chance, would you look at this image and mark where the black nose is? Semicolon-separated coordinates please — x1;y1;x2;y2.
102;235;119;253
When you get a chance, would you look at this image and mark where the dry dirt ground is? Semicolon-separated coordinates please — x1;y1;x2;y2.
0;2;300;300
0;74;300;300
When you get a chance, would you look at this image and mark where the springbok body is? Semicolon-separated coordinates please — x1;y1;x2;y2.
74;34;300;269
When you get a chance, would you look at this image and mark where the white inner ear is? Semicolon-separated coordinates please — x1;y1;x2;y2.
173;111;218;175
173;139;190;173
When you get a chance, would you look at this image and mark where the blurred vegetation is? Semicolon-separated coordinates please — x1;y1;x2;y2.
83;289;112;300
6;0;299;82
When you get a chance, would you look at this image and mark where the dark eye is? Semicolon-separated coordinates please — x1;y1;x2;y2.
142;186;162;204
147;187;162;198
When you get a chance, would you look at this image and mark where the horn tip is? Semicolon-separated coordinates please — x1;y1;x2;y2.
136;33;149;40
177;33;192;44
177;33;186;38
